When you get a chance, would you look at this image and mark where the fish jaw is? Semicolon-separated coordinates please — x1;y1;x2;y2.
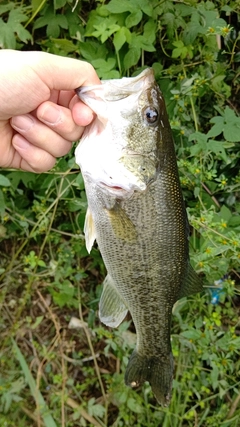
75;68;156;109
75;120;147;198
75;68;162;198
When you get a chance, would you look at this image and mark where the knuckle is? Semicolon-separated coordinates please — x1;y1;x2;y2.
30;152;56;172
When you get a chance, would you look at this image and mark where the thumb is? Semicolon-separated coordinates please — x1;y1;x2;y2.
32;52;101;90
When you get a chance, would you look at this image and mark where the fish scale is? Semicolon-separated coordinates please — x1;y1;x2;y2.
75;68;203;406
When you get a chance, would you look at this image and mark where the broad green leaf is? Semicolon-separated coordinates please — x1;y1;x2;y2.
137;0;153;16
228;216;240;227
38;260;46;267
143;19;157;43
183;23;202;44
48;38;77;54
79;41;107;62
3;8;32;46
55;14;68;29
219;205;232;222
208;108;240;142
129;33;155;52
33;14;52;30
175;3;193;17
8;8;28;23
89;403;106;418
0;19;16;48
152;62;163;78
172;46;187;59
210;364;219;390
124;47;141;70
127;397;143;413
0;3;14;14
113;27;128;52
189;132;208;154
91;58;120;79
0;189;5;215
210;116;224;125
92;57;116;72
172;40;184;48
162;12;177;39
234;52;240;62
46;14;68;37
31;0;44;11
223;125;240;142
224;106;238;123
126;10;142;28
54;0;67;9
16;25;32;44
194;187;200;198
0;175;11;187
181;329;202;340
207;122;224;138
67;200;87;212
47;21;61;38
106;0;135;13
207;140;228;162
92;22;120;43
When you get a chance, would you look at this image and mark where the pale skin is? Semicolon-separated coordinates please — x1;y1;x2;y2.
0;50;101;172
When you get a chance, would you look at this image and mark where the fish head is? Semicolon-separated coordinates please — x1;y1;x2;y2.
75;68;169;198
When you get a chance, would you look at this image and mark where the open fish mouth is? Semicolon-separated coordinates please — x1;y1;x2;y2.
96;173;149;198
98;181;141;198
101;184;124;190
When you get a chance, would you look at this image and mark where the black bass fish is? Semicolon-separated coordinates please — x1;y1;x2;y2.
75;68;202;406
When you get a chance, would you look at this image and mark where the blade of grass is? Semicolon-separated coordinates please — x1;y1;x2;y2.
12;339;58;427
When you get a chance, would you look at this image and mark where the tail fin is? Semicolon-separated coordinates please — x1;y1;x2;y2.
124;350;174;406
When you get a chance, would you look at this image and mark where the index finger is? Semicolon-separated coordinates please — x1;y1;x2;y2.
31;52;101;91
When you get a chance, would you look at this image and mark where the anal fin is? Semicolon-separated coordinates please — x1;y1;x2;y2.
99;275;128;328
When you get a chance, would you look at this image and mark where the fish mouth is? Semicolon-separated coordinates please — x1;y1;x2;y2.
101;183;124;190
98;181;141;198
99;182;128;193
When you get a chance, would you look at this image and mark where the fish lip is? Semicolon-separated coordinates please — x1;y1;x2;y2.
100;183;125;191
97;181;145;197
98;181;132;196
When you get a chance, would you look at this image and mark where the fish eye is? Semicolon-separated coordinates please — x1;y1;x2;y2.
143;106;159;126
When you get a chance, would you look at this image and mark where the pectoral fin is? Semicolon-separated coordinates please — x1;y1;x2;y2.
84;208;96;253
105;203;137;242
178;263;203;299
99;275;128;328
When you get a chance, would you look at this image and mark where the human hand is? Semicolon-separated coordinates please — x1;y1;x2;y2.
0;50;100;172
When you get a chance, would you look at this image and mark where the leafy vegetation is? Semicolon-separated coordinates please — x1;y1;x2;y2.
0;0;240;426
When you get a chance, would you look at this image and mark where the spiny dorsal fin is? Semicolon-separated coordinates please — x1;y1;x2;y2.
99;274;128;328
178;263;203;299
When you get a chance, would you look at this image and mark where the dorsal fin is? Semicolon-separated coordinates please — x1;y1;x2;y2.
178;263;203;299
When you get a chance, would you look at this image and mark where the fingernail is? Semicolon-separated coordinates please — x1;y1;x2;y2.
11;114;34;132
12;136;30;151
40;105;61;125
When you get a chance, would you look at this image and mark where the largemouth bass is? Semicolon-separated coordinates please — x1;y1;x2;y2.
75;68;203;406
